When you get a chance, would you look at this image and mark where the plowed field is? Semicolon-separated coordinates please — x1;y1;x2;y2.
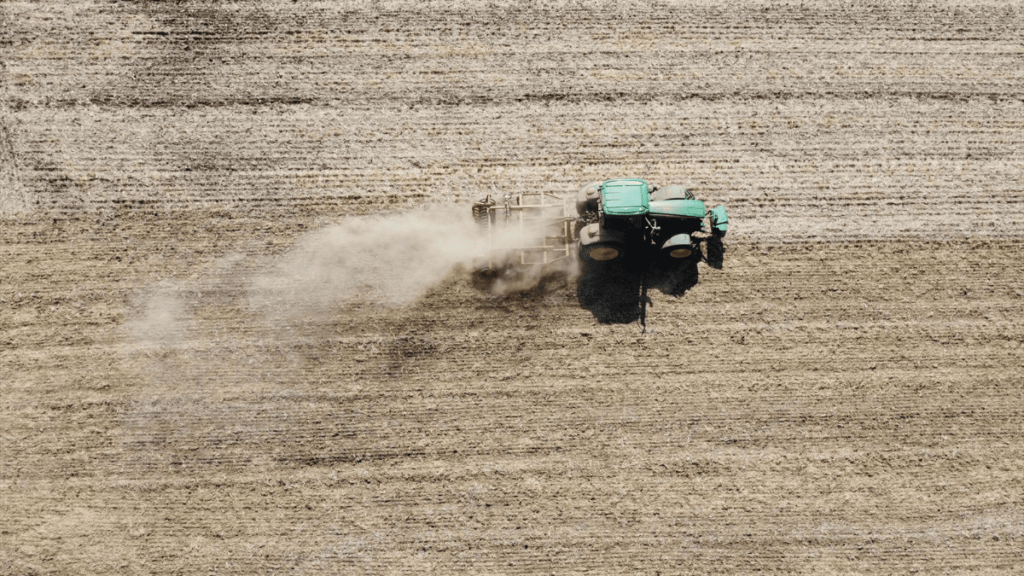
2;1;1023;574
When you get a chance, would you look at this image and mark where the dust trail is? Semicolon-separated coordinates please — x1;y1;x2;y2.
118;203;570;471
488;256;579;296
124;281;189;349
123;201;563;353
248;204;486;318
125;202;564;341
119;203;529;393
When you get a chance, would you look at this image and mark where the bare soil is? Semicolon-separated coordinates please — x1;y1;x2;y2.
2;1;1023;574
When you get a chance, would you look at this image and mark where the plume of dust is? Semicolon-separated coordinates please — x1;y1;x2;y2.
250;204;495;317
125;281;188;349
488;250;579;296
123;203;567;347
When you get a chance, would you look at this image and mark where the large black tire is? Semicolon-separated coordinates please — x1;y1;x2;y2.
660;233;694;260
578;221;626;263
581;242;626;263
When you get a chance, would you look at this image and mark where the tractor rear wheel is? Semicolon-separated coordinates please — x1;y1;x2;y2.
578;222;626;263
582;243;625;262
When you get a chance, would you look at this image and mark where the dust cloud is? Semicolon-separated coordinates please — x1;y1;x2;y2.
125;202;566;349
487;255;578;296
249;204;484;317
125;281;188;348
248;202;572;319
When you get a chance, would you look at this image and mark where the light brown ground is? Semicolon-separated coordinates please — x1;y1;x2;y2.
2;1;1023;574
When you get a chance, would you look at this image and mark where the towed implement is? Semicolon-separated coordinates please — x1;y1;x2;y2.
471;191;576;275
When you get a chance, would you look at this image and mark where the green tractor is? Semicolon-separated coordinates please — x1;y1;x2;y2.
572;178;727;323
472;178;728;324
575;178;728;265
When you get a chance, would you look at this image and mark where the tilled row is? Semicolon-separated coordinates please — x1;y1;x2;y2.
6;2;1021;106
8;99;1023;242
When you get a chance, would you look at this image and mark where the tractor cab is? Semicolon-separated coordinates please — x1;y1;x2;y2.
575;179;653;262
599;179;650;218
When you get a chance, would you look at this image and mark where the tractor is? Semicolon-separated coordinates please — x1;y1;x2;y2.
472;179;728;324
574;178;727;265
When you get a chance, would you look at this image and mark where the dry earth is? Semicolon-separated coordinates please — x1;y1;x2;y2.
2;1;1023;574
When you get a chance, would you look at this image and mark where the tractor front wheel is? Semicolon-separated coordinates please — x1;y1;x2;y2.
661;233;694;260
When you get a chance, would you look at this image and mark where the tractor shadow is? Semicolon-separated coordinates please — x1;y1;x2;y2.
704;234;725;270
647;257;700;297
470;266;574;303
577;251;706;324
576;260;646;324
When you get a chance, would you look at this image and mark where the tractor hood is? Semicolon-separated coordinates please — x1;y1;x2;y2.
600;179;650;217
649;199;706;218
